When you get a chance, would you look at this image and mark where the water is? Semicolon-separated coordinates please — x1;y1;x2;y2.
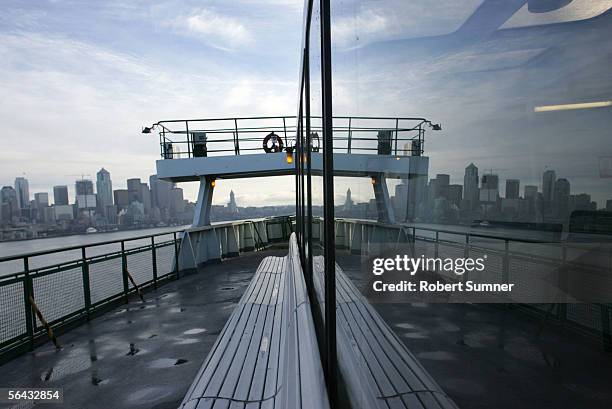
0;226;186;277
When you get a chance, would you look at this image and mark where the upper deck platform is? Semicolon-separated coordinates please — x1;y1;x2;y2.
144;116;438;182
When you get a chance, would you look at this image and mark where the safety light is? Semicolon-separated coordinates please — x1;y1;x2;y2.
286;147;294;164
211;179;216;188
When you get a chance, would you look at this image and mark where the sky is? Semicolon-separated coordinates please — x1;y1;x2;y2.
0;0;304;206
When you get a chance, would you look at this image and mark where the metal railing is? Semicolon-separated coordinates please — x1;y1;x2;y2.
334;218;612;350
144;116;440;159
0;216;294;363
0;229;182;363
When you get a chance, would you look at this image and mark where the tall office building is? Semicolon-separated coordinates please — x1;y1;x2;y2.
140;183;151;215
542;170;556;203
113;189;129;209
14;177;29;209
75;179;96;210
170;187;185;215
463;163;479;207
524;185;538;199
479;173;499;203
228;190;239;214
34;192;49;208
150;174;173;210
447;185;463;206
553;178;570;218
505;179;520;199
343;188;354;211
1;186;19;222
96;168;113;214
53;185;69;205
127;178;142;203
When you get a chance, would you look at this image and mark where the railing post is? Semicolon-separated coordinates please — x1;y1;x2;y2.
81;247;91;320
173;232;180;279
394;117;399;155
121;241;129;303
234;118;240;155
151;236;158;288
557;243;568;321
23;257;34;350
347;117;352;154
185;120;191;158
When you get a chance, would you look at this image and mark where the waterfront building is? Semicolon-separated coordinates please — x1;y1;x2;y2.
14;177;29;209
96;168;113;215
53;185;69;205
463;163;479;208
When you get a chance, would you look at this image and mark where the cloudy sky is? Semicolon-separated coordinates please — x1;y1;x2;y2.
0;0;303;206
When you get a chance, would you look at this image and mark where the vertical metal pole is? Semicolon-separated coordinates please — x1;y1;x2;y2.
185;120;191;158
347;117;352;154
173;232;180;279
394;118;399;155
283;117;288;147
234;118;240;155
151;236;158;288
502;240;510;284
305;44;314;291
23;257;34;350
121;241;129;303
81;247;91;320
320;0;337;402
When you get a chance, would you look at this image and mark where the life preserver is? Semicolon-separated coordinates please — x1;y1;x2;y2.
263;132;284;153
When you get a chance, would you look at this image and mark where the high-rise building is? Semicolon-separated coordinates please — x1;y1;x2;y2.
170;187;185;216
505;179;520;199
34;192;49;208
53;185;69;205
553;178;570;218
447;185;463;206
149;174;173;210
463;163;479;207
140;183;151;215
479;173;499;203
524;185;538;199
542;170;556;204
113;189;130;209
228;190;239;214
75;179;96;210
127;178;142;203
96;168;113;214
343;188;354;212
14;177;29;209
1;186;19;222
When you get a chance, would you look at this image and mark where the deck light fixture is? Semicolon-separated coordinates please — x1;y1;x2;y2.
211;179;216;188
286;147;294;164
142;126;153;134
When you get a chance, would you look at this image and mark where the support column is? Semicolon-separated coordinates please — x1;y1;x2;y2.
372;173;396;224
192;176;214;227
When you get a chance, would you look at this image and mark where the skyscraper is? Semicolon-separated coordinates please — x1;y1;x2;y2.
53;185;69;205
343;188;354;211
149;174;173;210
34;192;49;208
127;178;142;203
505;179;520;199
96;168;113;214
542;169;556;204
14;177;29;209
75;179;96;210
553;178;570;219
524;185;538;199
1;186;19;222
479;173;499;203
463;163;479;207
228;190;239;214
140;183;151;215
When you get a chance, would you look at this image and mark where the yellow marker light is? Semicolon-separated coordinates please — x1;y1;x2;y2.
211;179;216;187
534;101;612;112
286;151;293;164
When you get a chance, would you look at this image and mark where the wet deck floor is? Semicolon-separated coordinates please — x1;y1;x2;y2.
1;249;611;409
337;252;612;409
0;248;288;409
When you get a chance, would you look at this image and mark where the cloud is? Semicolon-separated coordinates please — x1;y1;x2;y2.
168;8;252;50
